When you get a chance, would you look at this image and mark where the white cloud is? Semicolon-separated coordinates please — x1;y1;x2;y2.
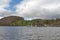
0;0;11;10
0;0;12;18
0;17;3;19
16;0;60;19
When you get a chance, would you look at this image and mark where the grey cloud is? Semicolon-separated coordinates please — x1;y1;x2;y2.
0;11;16;17
16;0;60;19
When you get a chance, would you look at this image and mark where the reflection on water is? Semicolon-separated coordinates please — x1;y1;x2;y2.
0;27;60;40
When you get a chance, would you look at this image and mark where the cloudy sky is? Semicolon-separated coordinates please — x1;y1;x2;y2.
0;0;60;20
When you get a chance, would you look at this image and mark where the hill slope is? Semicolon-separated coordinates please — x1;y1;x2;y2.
0;16;24;26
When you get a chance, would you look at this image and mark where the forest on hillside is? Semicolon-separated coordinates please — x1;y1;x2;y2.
11;18;60;27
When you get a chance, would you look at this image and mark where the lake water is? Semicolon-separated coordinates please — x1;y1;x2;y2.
0;26;60;40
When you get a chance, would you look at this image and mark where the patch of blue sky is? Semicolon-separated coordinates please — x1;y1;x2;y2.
5;0;23;13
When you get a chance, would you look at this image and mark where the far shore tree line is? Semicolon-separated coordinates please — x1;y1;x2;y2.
0;16;60;26
10;18;60;26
